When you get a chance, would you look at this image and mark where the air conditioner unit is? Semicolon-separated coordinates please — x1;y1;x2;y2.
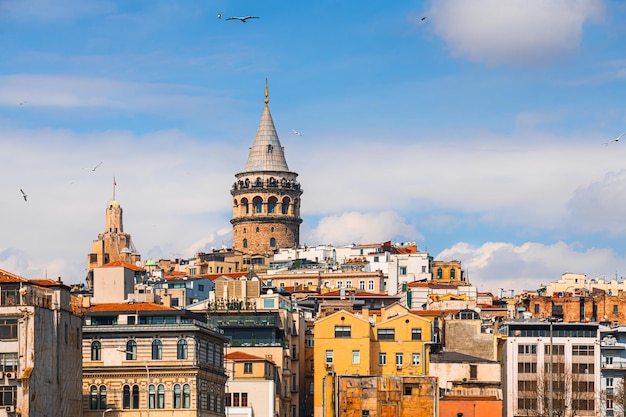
325;362;333;368
5;405;14;412
5;372;15;379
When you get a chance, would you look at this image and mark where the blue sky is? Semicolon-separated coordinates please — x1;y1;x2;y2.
1;0;626;294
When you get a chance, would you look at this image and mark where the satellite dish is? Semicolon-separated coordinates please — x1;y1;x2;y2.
136;261;142;267
267;289;274;295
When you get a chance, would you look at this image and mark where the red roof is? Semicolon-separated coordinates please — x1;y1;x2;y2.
86;302;176;312
196;272;249;281
225;351;265;361
28;279;66;288
0;269;27;283
314;290;396;298
100;261;144;271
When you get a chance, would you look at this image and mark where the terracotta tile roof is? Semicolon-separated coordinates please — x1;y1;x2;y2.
100;261;145;271
28;279;66;288
225;351;265;361
0;269;27;283
314;290;397;298
86;302;176;312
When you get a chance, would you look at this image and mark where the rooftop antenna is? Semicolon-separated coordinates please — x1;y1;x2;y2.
113;176;117;200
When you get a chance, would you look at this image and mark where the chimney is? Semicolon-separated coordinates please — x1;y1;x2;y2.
362;306;369;320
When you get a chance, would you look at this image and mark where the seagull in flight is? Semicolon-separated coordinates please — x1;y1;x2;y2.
83;161;103;172
217;13;222;19
603;132;626;146
226;16;259;23
292;129;302;136
20;189;27;202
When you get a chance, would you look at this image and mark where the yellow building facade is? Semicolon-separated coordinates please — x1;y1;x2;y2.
313;304;435;417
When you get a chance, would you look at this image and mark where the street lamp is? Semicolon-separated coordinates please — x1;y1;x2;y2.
117;348;150;417
102;408;113;417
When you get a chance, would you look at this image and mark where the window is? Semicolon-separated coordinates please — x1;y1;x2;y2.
337;281;343;288
346;280;352;288
177;339;188;359
255;201;262;213
377;328;395;341
183;384;191;408
614;304;619;315
241;392;248;407
359;280;365;290
268;200;275;213
244;362;253;373
411;328;422;341
437;268;442;279
352;350;360;364
606;356;614;365
174;384;181;408
607;377;614;387
379;352;387;366
470;364;477;380
157;384;165;409
450;268;456;280
132;385;139;409
518;344;537;354
270;238;276;247
123;385;131;409
412;353;421;366
400;266;407;275
233;393;240;407
326;350;334;364
534;304;540;314
91;341;101;361
243;239;248;249
126;340;137;360
573;345;594;356
149;385;156;409
99;385;107;410
152;339;163;360
368;280;375;291
395;353;403;366
0;318;18;339
335;325;352;338
0;353;17;373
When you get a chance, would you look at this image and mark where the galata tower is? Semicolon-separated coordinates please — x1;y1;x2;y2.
230;81;303;256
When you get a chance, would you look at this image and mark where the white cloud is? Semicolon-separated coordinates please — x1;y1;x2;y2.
437;241;621;293
427;0;604;66
306;211;422;247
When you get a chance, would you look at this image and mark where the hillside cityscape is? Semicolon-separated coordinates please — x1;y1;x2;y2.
0;91;624;417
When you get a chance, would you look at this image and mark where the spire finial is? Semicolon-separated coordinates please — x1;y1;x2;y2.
264;78;269;105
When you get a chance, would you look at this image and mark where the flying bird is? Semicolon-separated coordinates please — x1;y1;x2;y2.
83;161;103;172
20;189;27;202
292;129;302;136
217;13;222;19
603;132;626;146
421;16;427;21
226;16;259;23
19;101;27;106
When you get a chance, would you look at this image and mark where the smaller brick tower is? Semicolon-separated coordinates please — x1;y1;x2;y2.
230;80;303;256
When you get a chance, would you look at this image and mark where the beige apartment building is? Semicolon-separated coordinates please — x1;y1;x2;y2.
82;301;228;417
0;269;83;416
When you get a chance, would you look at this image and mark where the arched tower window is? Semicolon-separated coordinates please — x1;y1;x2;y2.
450;268;456;280
243;239;248;249
282;197;291;214
268;196;278;213
255;177;262;187
123;385;131;409
241;198;249;214
270;238;276;247
253;196;263;213
437;268;443;280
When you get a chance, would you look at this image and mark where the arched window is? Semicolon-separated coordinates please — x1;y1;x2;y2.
126;340;137;360
253;196;263;213
174;384;181;408
157;384;165;408
437;268;443;280
90;385;98;409
183;384;191;408
123;385;131;409
132;385;139;409
152;339;162;360
270;238;276;247
99;385;107;410
256;227;260;232
149;385;156;409
450;268;456;280
91;341;101;361
177;339;188;359
281;197;290;214
268;196;278;213
243;239;248;249
255;177;262;187
271;227;274;232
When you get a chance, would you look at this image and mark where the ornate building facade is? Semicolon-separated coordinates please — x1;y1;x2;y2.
230;81;303;259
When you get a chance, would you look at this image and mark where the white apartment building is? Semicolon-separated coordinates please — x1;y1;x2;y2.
501;320;600;417
599;325;626;417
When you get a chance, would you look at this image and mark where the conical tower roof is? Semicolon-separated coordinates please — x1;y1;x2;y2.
242;81;289;173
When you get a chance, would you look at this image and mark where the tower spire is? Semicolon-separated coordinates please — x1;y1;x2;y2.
264;78;269;105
